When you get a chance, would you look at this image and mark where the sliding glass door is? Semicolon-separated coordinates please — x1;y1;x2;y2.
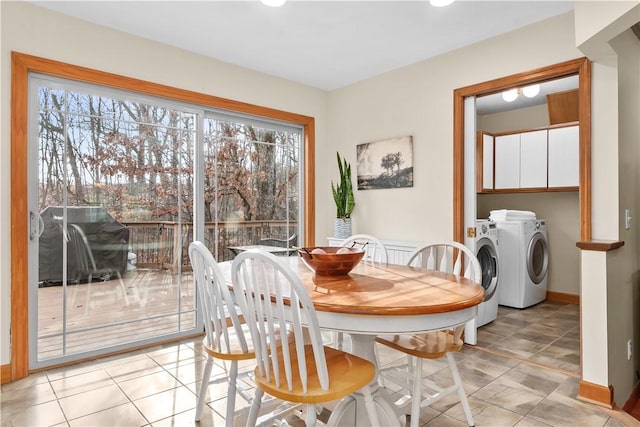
29;76;198;368
27;74;303;369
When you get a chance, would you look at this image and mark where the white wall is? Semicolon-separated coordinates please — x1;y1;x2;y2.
0;1;329;366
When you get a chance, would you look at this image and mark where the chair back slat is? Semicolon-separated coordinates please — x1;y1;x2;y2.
407;241;481;339
408;241;480;282
232;250;329;394
339;234;389;264
189;241;249;355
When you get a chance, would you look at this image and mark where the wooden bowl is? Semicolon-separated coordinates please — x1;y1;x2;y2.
298;246;365;276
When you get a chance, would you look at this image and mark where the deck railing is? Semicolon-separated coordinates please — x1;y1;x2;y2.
122;221;297;270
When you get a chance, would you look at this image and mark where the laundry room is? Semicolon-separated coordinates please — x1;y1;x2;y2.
473;74;581;339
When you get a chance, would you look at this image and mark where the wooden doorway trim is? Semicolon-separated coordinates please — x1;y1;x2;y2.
453;57;591;243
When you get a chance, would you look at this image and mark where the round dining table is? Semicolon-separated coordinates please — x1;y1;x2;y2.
221;256;484;426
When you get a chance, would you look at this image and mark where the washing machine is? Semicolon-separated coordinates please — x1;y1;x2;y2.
495;219;549;308
464;220;499;345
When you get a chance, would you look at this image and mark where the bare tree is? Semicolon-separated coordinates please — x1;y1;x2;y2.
37;85;298;227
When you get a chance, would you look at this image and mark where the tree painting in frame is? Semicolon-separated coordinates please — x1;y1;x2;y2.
356;136;413;190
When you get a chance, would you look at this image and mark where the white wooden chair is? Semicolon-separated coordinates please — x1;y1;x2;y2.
335;234;389;349
189;241;294;426
231;249;380;427
340;234;388;264
375;240;480;427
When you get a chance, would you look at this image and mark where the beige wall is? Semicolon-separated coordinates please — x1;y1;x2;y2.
326;12;581;243
0;1;329;366
478;104;549;133
327;13;582;302
608;27;640;407
575;0;640;59
575;0;640;406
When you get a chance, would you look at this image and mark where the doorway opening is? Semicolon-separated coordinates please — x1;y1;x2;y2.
452;57;591;375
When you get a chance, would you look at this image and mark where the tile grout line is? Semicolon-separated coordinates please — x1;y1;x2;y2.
468;344;581;378
105;362;153;427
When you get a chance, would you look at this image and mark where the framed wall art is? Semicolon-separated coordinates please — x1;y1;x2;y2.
356;136;413;190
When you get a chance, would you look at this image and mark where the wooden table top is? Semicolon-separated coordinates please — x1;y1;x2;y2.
224;257;484;317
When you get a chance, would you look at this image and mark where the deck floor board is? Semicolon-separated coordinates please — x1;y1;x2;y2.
36;268;196;362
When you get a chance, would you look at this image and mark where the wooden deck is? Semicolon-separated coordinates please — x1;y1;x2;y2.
37;268;196;362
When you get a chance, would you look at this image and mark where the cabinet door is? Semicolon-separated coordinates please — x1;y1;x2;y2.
494;134;520;189
548;125;579;187
482;133;494;190
519;130;548;188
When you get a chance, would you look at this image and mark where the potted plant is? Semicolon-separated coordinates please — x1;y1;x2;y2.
331;152;355;239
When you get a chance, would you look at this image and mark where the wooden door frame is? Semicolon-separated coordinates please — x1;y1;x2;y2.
453;57;591;243
9;52;316;381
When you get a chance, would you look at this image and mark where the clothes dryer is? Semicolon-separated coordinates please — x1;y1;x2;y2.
495;219;548;308
464;220;499;345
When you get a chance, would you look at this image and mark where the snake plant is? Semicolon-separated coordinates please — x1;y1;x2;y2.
331;152;355;220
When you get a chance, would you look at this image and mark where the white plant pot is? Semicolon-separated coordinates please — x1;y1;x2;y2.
334;218;352;240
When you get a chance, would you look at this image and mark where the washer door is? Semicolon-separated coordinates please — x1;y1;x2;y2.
476;238;498;300
527;232;549;284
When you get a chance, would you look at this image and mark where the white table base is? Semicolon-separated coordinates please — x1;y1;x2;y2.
326;334;402;427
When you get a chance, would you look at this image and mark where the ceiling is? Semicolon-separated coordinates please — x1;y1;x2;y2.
32;0;575;93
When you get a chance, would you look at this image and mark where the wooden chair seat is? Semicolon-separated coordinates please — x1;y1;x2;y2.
376;330;463;360
254;344;375;404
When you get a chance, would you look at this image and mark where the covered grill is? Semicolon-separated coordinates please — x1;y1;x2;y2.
38;206;130;284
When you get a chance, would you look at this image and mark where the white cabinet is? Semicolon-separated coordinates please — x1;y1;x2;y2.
481;125;578;192
495;130;547;190
494;134;520;189
548;125;579;187
482;133;494;190
519;130;548;188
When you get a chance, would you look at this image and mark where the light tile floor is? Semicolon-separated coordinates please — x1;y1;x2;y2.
1;301;637;426
476;301;581;375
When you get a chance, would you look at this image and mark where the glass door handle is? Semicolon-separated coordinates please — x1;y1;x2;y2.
29;211;44;240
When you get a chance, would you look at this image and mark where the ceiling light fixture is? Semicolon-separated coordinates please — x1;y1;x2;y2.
522;84;541;98
261;0;286;7
430;0;455;6
501;84;541;102
502;88;519;103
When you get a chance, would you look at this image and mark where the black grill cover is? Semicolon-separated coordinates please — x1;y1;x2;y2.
38;206;130;283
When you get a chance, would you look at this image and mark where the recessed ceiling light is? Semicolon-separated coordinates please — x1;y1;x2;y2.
430;0;455;7
261;0;286;7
